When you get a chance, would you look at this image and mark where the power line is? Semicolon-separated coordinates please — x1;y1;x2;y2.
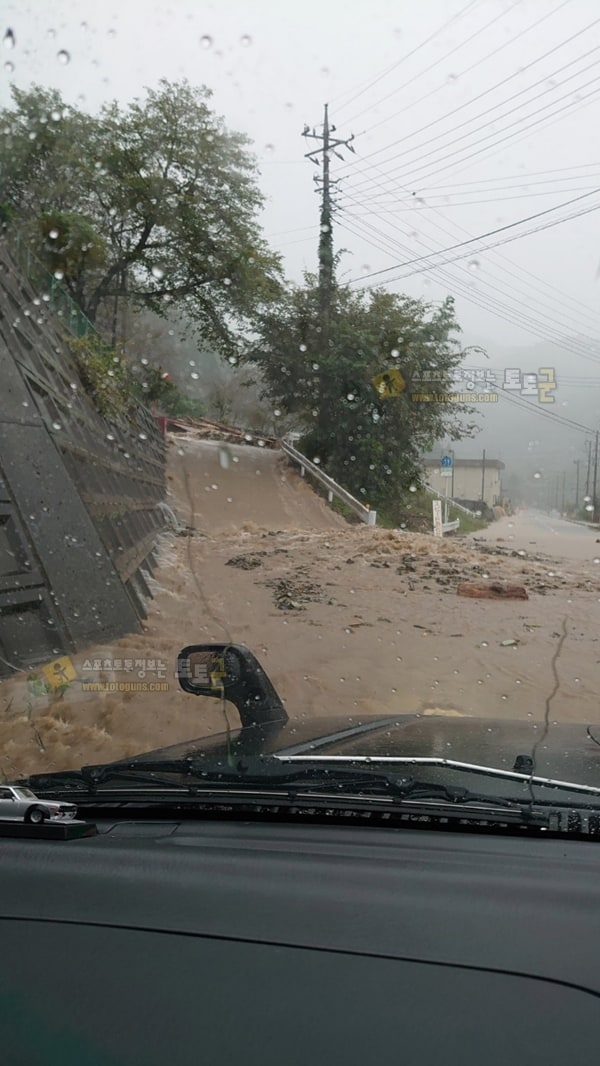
330;0;482;113
349;186;600;282
339;8;598;183
336;198;600;364
344;61;600;197
336;159;600;334
340;211;600;367
355;196;600;285
358;173;600;201
340;158;600;329
413;162;600;191
342;0;526;127
489;383;595;436
338;213;600;366
347;185;600;211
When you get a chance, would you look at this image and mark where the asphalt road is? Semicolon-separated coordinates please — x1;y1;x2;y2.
471;509;600;564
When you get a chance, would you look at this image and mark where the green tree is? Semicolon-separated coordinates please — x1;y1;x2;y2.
0;81;282;355
247;277;478;516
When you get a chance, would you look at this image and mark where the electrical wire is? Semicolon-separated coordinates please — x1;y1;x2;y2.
347;185;600;211
348;185;600;282
345;64;600;196
343;0;526;126
338;159;600;328
339;211;600;364
339;7;598;182
330;0;482;113
335;199;600;362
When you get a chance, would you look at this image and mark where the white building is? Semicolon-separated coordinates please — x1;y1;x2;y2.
423;458;505;508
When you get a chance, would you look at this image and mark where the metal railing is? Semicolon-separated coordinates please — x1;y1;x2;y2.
442;517;460;534
423;482;477;517
280;440;377;525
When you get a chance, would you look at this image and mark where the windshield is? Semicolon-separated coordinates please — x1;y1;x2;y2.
2;2;600;805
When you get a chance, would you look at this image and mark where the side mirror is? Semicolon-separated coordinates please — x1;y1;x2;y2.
176;643;288;729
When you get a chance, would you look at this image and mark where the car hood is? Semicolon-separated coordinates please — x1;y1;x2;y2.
117;712;600;787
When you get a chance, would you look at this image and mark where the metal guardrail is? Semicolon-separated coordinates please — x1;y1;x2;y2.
423;482;476;518
442;518;460;533
280;440;377;526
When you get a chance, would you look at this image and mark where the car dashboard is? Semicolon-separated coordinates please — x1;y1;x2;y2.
2;815;600;1064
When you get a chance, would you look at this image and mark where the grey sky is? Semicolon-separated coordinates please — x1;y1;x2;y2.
3;0;600;360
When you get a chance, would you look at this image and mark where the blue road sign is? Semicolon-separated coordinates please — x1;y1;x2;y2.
441;455;453;468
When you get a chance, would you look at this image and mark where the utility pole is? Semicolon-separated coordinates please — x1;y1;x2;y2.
561;470;566;514
585;439;592;497
593;430;599;524
303;106;355;339
481;449;486;506
574;459;581;512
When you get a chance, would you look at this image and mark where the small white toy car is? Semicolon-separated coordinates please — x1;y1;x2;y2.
0;784;77;824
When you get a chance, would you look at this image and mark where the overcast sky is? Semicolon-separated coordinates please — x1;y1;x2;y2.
3;0;600;367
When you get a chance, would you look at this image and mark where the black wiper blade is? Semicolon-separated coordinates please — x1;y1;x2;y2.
273;755;600;801
21;765;197;795
22;758;535;811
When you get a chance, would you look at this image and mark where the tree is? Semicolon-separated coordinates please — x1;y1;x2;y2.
0;81;282;356
247;276;478;517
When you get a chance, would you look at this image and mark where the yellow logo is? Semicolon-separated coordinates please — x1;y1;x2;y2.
40;656;77;689
371;368;406;398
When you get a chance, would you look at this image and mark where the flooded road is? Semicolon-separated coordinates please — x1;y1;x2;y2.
471;509;600;565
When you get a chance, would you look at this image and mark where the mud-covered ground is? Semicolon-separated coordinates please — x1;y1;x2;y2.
2;437;600;779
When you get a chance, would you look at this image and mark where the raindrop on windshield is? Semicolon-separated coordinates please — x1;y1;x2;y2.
240;34;252;46
151;265;165;279
468;259;480;272
200;34;213;48
3;28;15;48
57;49;70;65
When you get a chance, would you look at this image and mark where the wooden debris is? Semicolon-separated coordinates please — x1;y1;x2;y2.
457;581;528;600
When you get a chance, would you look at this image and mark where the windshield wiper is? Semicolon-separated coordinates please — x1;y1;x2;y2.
21;757;586;814
272;755;600;800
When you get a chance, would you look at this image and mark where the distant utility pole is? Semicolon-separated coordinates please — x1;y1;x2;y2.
561;469;566;514
574;459;581;512
303;105;355;339
585;439;592;497
593;430;599;524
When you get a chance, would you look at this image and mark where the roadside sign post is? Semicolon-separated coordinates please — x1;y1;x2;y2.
440;455;453;479
432;500;443;538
